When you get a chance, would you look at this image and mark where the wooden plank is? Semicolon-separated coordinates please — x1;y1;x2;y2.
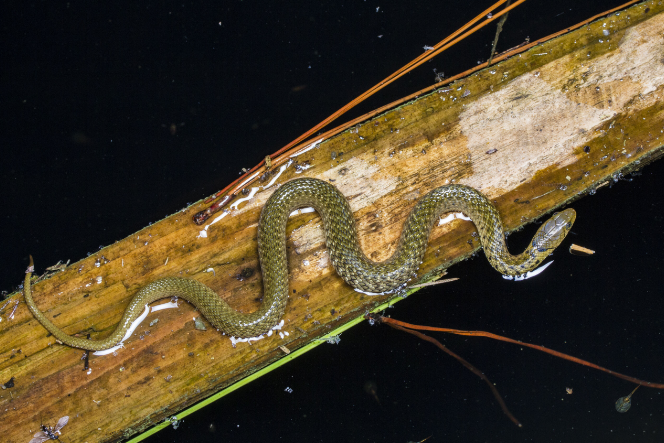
2;2;664;442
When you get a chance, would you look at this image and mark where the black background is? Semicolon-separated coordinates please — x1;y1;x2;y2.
2;1;662;442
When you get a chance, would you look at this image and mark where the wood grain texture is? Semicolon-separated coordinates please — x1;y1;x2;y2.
2;2;664;442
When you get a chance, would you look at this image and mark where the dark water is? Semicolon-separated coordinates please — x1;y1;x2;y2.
2;1;662;442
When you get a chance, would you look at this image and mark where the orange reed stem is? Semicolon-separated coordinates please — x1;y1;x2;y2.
375;315;664;389
386;321;523;427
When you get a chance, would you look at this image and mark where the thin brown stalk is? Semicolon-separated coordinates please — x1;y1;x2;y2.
383;320;523;427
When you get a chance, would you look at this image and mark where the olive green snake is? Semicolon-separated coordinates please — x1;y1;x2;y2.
23;177;575;351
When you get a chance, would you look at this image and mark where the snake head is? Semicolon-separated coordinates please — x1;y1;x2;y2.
532;208;576;253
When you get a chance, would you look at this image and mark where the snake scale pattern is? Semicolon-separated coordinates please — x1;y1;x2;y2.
23;177;575;350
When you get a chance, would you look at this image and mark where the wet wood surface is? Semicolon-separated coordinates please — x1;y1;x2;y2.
1;2;663;442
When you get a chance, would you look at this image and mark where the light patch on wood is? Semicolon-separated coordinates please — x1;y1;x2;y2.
290;250;332;284
290;220;324;254
403;189;422;200
459;13;664;196
321;155;399;212
460;73;610;195
316;250;330;269
287;153;403;259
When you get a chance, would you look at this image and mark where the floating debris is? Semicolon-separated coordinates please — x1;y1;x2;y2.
316;334;341;344
616;386;639;413
433;68;444;83
168;416;183;430
364;380;381;405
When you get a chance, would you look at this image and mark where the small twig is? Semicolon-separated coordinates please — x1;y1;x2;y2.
569;244;595;255
488;0;512;67
408;278;459;289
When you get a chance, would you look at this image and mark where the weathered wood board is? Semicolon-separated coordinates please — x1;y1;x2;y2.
2;2;664;442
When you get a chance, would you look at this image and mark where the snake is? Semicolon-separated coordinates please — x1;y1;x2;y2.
23;177;576;351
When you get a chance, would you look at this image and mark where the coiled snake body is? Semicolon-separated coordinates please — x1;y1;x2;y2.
24;178;575;350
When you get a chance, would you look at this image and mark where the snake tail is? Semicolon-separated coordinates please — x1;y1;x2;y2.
24;178;575;350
